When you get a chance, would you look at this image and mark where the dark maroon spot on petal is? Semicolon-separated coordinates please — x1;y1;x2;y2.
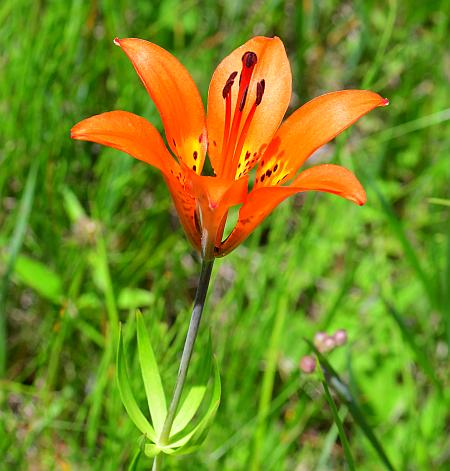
253;152;257;157
261;174;265;182
266;169;272;177
172;139;177;147
245;151;251;160
213;140;217;147
238;162;241;168
256;79;265;105
198;134;203;143
193;151;198;160
274;164;278;172
242;51;257;68
192;165;197;171
239;86;249;111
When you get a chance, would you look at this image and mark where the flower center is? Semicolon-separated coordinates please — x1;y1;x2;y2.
221;51;265;180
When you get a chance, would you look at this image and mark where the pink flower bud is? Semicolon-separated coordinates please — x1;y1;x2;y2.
333;329;348;346
322;336;336;352
314;331;327;349
300;355;317;374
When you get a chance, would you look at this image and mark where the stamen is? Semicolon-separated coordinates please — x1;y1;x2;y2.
222;71;238;98
221;51;264;178
256;79;265;105
239;86;249;112
230;80;266;177
222;51;258;178
242;51;257;68
221;71;238;173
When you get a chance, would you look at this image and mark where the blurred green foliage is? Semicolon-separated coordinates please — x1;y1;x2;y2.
0;0;449;469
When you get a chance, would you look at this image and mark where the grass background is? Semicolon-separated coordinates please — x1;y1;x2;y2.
1;0;449;469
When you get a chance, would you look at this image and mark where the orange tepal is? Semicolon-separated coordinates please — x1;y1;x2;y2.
72;36;388;260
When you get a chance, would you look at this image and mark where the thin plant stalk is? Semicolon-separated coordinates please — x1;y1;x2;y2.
152;454;162;471
153;256;214;468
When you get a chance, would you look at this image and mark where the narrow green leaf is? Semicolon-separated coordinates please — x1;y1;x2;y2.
318;370;355;471
170;385;207;436
305;339;396;471
0;160;39;375
366;174;434;306
428;197;450;208
446;215;450;348
118;288;155;310
62;186;86;223
171;333;213;435
165;356;221;453
136;310;167;436
127;448;142;471
116;326;156;441
383;298;442;393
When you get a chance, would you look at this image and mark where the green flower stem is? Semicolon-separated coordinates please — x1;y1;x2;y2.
152;454;162;471
158;258;215;449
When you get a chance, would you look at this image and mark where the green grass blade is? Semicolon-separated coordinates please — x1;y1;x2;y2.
428;197;450;208
127;448;142;471
116;325;156;441
0;160;39;375
136;310;167;436
319;374;355;471
61;186;87;223
383;298;442;393
306;340;396;471
445;214;450;348
366;174;435;306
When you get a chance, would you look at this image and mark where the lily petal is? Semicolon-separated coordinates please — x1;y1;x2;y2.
71;110;175;175
207;36;291;177
256;90;388;187
219;164;365;256
186;170;249;256
163;173;201;252
114;38;207;174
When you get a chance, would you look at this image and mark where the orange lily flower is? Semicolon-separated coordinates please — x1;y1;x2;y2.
71;36;388;260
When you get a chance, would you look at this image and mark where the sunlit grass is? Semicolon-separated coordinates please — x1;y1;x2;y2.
0;0;449;469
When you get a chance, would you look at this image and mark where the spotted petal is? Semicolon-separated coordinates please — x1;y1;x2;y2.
255;90;388;187
164;173;201;252
114;38;207;174
207;36;292;177
219;164;365;256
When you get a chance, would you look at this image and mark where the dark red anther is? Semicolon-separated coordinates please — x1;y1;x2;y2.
239;86;249;111
242;51;257;68
256;79;265;106
222;71;238;98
